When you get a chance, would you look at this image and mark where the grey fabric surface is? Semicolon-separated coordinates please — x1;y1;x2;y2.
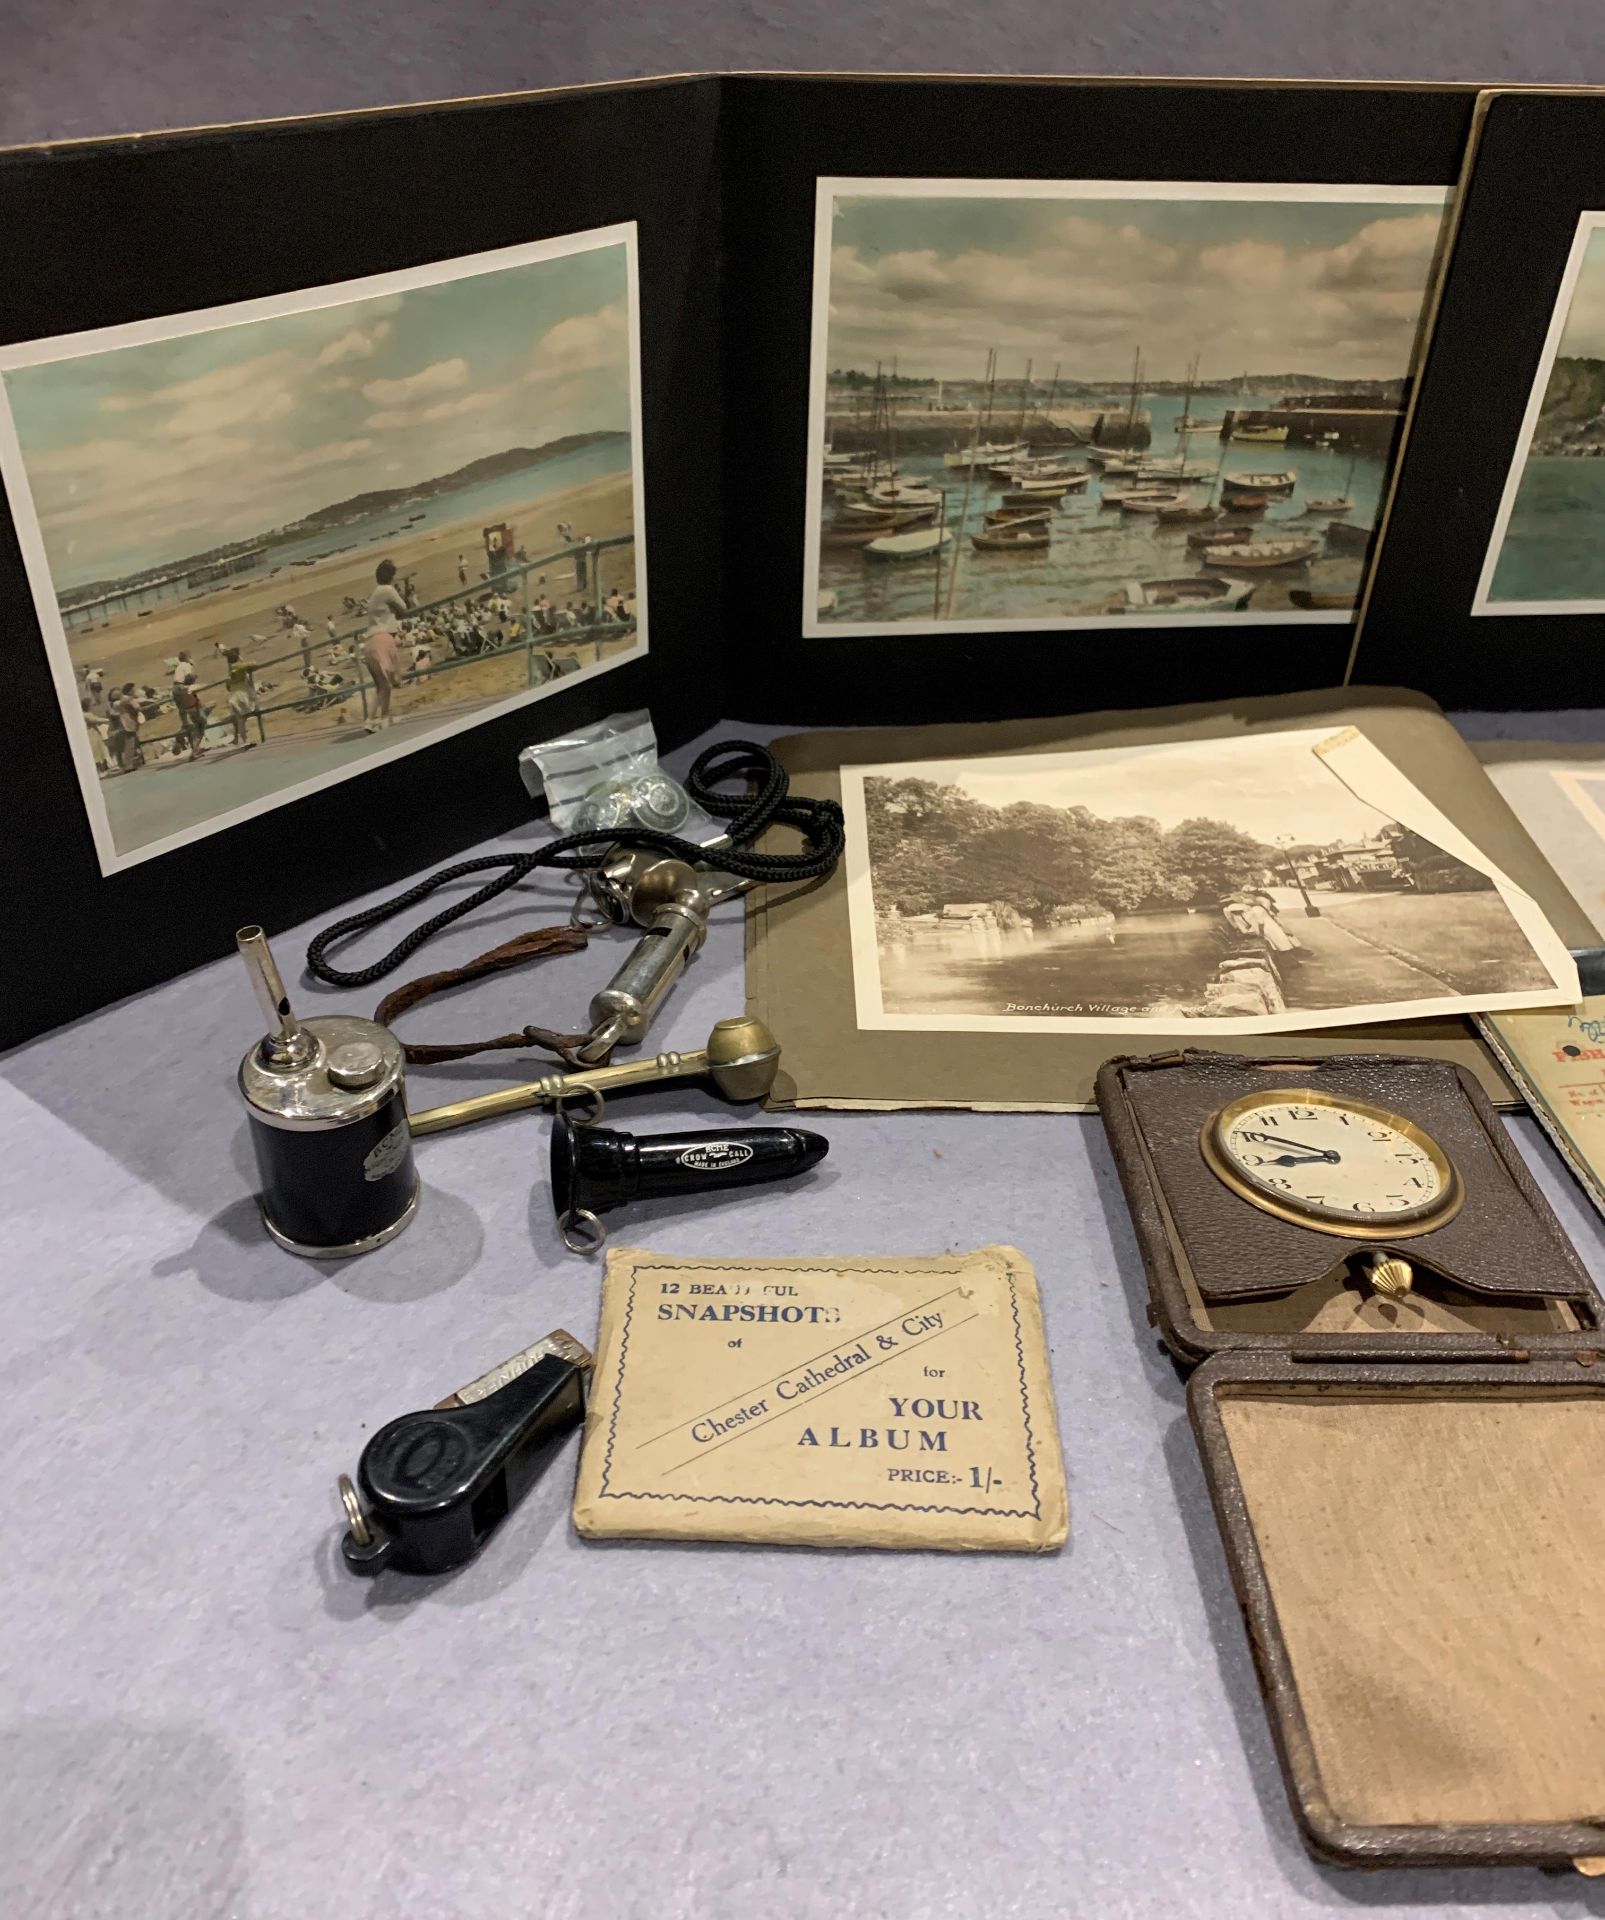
4;4;1605;147
4;714;1605;1920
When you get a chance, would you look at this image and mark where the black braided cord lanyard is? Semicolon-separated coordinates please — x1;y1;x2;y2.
305;740;844;994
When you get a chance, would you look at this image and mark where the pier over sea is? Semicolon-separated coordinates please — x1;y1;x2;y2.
1221;393;1405;454
826;391;1407;458
825;405;1153;454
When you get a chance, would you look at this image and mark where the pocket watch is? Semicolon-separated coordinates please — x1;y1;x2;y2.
1200;1089;1463;1239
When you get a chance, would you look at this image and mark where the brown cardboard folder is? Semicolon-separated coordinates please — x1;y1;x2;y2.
747;688;1601;1112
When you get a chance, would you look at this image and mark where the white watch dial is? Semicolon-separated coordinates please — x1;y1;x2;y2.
1212;1094;1453;1227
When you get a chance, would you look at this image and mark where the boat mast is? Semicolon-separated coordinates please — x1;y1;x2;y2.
982;348;997;437
1125;346;1143;450
1176;353;1196;452
1015;358;1033;441
943;408;983;621
932;491;948;618
1208;425;1229;507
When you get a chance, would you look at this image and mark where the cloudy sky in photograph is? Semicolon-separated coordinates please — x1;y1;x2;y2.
893;729;1395;845
1554;225;1605;361
825;189;1449;385
2;240;631;589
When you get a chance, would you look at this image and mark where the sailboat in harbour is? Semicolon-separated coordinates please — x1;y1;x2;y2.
943;350;1027;468
1151;357;1229;525
1092;345;1147;467
1302;453;1359;517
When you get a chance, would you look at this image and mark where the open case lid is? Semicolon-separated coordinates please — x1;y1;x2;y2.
1189;1354;1605;1870
1095;1048;1605;1365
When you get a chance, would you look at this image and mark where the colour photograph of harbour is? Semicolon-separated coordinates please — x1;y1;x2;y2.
0;226;644;870
805;180;1450;635
841;730;1568;1035
1478;215;1605;613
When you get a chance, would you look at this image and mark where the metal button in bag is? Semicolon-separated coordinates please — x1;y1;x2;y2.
572;789;634;836
628;774;691;832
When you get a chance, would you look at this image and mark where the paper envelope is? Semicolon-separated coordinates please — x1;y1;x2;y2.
573;1245;1068;1551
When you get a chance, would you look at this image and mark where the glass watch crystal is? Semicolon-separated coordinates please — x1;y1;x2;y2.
1200;1088;1462;1237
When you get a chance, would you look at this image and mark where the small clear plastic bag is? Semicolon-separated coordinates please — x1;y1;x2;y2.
517;710;717;843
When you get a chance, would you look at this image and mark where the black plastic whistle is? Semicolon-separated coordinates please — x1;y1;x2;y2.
339;1330;591;1576
551;1114;829;1247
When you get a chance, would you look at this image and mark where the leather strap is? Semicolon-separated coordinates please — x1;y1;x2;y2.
374;924;599;1066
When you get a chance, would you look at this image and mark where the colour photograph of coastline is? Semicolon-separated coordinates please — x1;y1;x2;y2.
841;729;1575;1036
805;180;1450;636
0;225;645;871
1476;214;1605;615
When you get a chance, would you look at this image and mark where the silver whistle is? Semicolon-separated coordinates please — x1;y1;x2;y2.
579;850;753;1061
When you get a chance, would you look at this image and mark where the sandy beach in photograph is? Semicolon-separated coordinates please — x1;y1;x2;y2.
69;467;636;733
79;465;639;857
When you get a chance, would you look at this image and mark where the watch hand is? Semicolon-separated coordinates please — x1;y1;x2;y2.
1241;1131;1342;1162
1266;1152;1339;1167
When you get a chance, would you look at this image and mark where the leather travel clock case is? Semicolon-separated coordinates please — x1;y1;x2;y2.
1097;1049;1605;1871
1096;1048;1602;1364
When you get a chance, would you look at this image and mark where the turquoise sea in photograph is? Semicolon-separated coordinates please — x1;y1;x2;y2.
1486;224;1605;606
1487;457;1605;604
819;390;1392;625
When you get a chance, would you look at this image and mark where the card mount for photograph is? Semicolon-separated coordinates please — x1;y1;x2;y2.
719;74;1482;725
0;76;726;1049
0;225;649;878
0;72;1556;1052
745;689;1600;1114
1353;89;1605;707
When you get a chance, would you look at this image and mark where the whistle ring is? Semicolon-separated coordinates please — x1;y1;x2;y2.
338;1472;373;1547
560;1206;607;1256
569;876;611;932
553;1086;605;1126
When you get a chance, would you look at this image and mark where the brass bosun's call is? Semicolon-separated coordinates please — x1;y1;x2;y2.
408;1014;782;1137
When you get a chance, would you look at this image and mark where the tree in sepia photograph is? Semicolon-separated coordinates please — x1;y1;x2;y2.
859;762;1554;1024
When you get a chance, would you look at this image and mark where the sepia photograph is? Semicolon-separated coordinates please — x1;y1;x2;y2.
1476;212;1605;616
0;224;646;873
841;727;1576;1034
804;179;1450;637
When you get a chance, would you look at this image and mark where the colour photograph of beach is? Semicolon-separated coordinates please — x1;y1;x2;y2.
0;224;645;871
804;180;1450;636
1476;213;1605;615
